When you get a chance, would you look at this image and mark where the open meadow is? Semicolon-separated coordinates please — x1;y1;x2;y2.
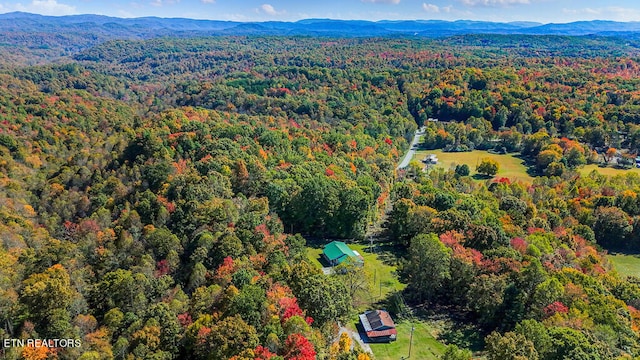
579;164;640;177
415;150;534;183
608;253;640;278
306;243;405;309
307;243;448;358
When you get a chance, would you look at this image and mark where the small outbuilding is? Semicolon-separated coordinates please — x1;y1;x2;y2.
322;241;363;266
359;310;397;342
422;154;438;164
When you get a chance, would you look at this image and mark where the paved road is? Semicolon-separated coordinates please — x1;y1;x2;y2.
396;129;424;170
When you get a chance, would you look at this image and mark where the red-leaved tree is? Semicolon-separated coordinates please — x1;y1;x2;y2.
283;333;316;360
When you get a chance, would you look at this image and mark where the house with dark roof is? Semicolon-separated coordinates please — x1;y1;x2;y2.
359;310;397;342
322;241;363;266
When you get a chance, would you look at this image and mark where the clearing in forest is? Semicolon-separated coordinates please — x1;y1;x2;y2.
608;253;640;278
416;150;534;183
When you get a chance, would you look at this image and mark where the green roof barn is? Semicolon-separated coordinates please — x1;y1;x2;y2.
322;241;363;266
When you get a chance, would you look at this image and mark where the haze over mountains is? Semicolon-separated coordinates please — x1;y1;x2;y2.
3;11;640;38
2;11;640;67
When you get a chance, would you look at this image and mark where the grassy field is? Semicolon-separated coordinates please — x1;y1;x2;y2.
368;320;447;360
579;164;640;177
308;242;449;358
306;243;405;310
306;246;324;269
608;253;640;278
415;150;534;183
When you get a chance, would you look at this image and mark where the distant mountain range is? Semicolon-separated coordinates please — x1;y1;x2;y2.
3;12;640;38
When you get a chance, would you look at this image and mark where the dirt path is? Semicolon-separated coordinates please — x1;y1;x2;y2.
337;324;372;354
336;129;425;357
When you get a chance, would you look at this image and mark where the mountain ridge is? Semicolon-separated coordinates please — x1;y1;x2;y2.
1;11;640;37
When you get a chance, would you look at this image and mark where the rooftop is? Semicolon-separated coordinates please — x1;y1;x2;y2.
360;310;396;332
322;241;358;261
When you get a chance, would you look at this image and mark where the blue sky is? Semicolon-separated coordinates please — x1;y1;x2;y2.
1;0;640;23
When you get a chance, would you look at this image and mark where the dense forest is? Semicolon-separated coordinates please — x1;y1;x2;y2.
3;32;640;359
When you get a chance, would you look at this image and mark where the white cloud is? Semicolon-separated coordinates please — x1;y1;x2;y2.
150;0;180;7
201;0;215;3
14;0;77;15
422;3;453;14
221;13;251;21
118;9;135;18
563;7;640;22
261;4;276;15
459;0;530;7
362;0;401;4
422;3;440;12
561;8;595;16
259;4;284;16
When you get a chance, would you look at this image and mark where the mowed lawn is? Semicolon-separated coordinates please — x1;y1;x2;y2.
306;246;325;270
306;243;405;309
579;164;640;177
608;253;640;278
368;321;446;360
308;243;448;358
415;150;534;183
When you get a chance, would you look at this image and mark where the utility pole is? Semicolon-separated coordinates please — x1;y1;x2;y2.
408;324;415;358
373;268;376;288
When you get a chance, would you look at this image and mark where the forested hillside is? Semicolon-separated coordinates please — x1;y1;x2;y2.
3;33;640;359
